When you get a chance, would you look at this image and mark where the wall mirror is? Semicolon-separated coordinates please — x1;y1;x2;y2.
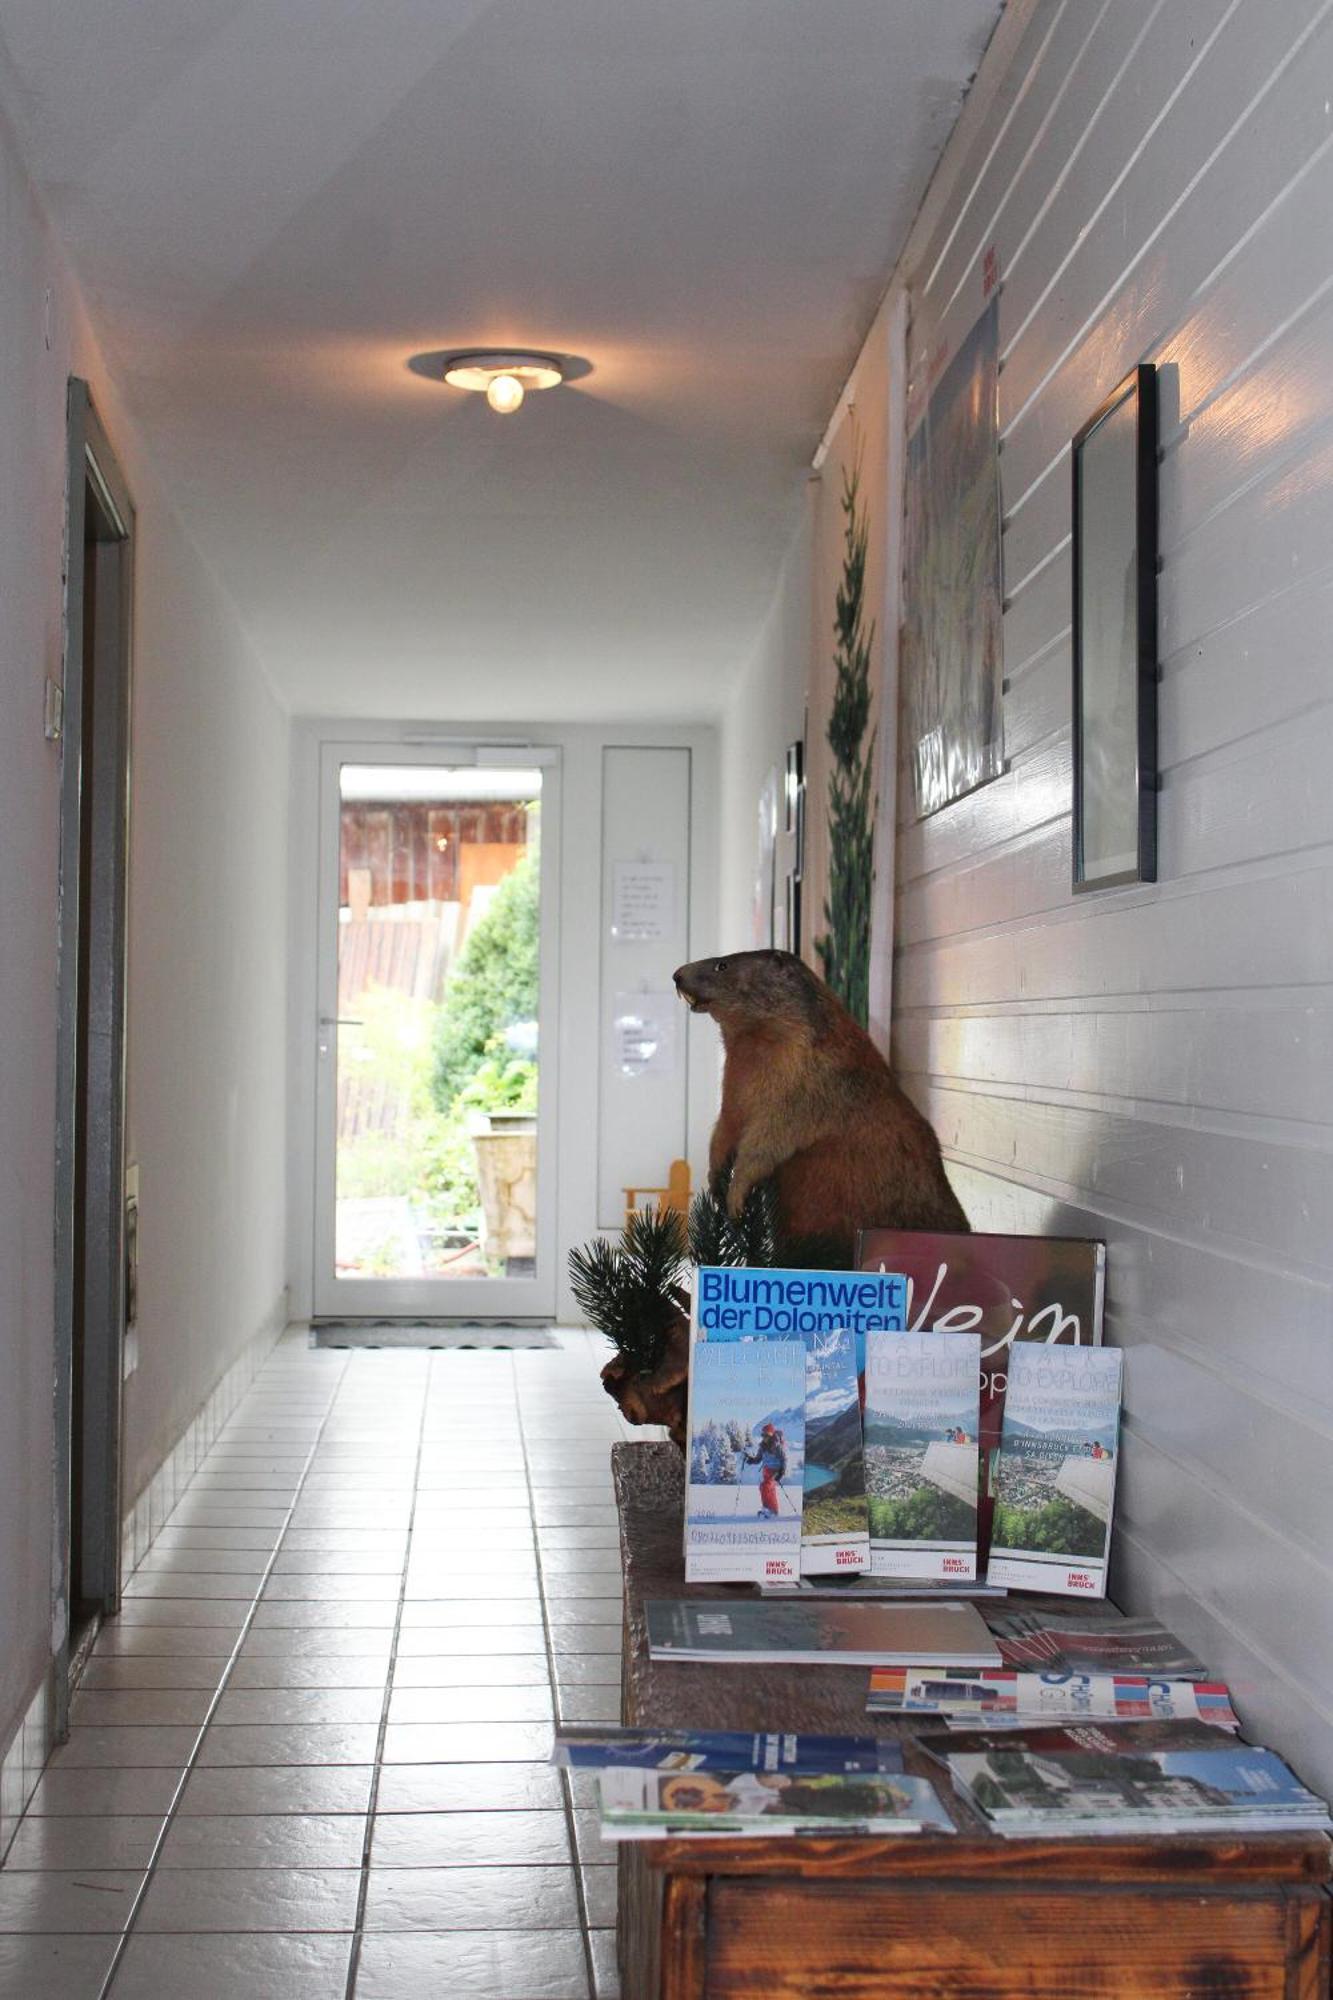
1071;363;1158;891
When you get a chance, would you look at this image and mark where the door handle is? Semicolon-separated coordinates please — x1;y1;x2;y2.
319;1014;363;1026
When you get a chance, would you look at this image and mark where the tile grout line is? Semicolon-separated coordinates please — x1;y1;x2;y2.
517;1356;601;2000
340;1349;435;2000
92;1347;354;1998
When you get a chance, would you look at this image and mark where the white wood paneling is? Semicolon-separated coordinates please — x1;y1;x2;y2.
894;0;1333;1791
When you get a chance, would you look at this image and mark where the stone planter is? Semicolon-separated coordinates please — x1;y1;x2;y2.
472;1118;537;1264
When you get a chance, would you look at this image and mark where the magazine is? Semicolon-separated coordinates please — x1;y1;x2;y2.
986;1610;1208;1679
597;1766;955;1840
685;1338;805;1584
798;1327;869;1575
856;1230;1105;1555
761;1576;1008;1600
866;1668;1238;1730
645;1596;1001;1668
947;1743;1331;1838
692;1265;911;1576
864;1328;981;1582
553;1726;903;1775
920;1720;1241;1761
985;1345;1123;1597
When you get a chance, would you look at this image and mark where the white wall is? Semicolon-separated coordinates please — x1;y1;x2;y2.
287;720;718;1325
0;89;290;1791
893;0;1333;1792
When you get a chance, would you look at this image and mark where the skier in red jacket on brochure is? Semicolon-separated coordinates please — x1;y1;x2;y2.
744;1424;787;1517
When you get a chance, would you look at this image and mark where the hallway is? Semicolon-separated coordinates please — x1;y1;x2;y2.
1;1333;628;1999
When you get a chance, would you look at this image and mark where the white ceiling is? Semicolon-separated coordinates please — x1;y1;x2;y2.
0;0;998;721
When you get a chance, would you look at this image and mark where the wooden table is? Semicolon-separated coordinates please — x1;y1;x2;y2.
612;1441;1332;2000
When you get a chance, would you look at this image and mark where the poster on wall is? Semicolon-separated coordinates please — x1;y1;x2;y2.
902;295;1004;820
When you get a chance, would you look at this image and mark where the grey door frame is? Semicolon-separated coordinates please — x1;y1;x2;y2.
52;380;135;1735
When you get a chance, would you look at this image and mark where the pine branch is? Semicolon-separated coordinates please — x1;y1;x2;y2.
568;1207;689;1376
815;449;879;1026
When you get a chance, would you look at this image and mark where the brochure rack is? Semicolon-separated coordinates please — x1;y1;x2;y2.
613;1442;1331;2000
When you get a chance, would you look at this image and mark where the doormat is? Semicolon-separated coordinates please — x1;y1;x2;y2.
311;1322;558;1351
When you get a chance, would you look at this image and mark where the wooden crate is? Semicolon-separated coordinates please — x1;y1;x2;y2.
612;1442;1332;2000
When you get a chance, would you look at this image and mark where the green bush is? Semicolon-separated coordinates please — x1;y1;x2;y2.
433;849;539;1110
867;1485;977;1542
456;1054;538;1116
992;1496;1103;1558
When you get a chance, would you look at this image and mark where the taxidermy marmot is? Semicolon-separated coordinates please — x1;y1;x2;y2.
674;949;968;1251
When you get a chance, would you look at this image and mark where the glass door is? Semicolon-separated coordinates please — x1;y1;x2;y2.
313;744;558;1320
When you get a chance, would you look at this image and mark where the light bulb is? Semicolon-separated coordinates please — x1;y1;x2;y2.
486;373;524;414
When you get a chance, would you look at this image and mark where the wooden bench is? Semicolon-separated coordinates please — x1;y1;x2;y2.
612;1441;1332;1999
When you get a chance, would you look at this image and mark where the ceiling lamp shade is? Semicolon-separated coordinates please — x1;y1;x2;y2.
443;350;566;414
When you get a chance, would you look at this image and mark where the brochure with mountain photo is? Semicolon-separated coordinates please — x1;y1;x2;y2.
692;1266;910;1577
684;1338;805;1584
986;1344;1123;1597
864;1329;981;1582
856;1230;1105;1558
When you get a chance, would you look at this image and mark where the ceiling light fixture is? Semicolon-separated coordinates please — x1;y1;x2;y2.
442;350;566;415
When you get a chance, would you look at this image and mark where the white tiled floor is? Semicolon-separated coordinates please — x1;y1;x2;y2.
1;1331;632;1999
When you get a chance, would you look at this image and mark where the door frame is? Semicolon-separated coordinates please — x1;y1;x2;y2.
52;381;135;1731
310;736;562;1321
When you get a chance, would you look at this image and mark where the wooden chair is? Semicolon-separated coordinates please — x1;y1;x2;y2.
623;1158;692;1227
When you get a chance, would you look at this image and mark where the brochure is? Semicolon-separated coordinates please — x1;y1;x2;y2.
864;1328;981;1582
692;1265;911;1576
760;1576;1008;1600
553;1727;903;1775
866;1669;1238;1730
856;1230;1105;1555
685;1338;805;1583
645;1596;1001;1668
947;1743;1331;1838
921;1720;1242;1761
986;1610;1208;1679
597;1767;955;1840
798;1327;869;1576
986;1345;1123;1596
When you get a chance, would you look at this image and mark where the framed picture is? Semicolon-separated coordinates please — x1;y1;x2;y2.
1071;363;1158;892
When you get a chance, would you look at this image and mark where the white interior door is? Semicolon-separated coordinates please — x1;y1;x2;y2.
313;742;559;1320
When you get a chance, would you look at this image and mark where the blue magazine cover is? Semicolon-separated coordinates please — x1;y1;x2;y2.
553;1727;904;1775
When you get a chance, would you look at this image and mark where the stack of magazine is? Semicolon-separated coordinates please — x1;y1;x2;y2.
646;1596;1001;1668
867;1667;1240;1730
553;1727;954;1843
943;1735;1331;1839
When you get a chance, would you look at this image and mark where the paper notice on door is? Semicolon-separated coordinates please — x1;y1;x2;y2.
611;861;675;942
613;994;679;1078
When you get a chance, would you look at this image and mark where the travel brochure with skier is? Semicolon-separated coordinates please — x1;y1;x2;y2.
690;1264;909;1576
864;1327;982;1581
684;1338;805;1583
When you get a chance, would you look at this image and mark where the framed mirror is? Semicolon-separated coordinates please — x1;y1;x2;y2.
1071;363;1158;891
